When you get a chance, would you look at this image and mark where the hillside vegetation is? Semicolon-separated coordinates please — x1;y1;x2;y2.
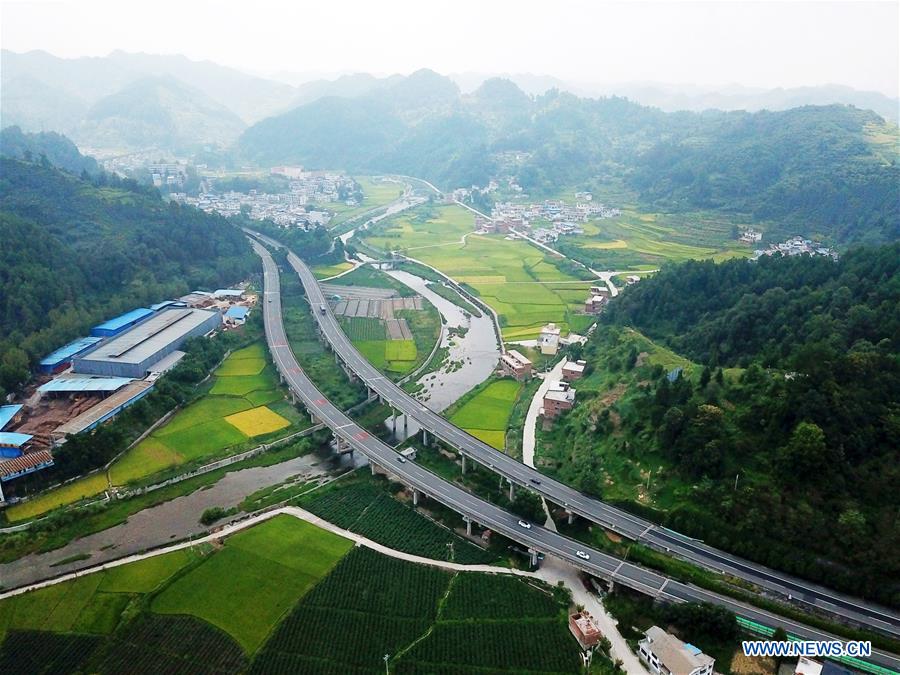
0;158;254;397
546;245;900;605
239;72;899;244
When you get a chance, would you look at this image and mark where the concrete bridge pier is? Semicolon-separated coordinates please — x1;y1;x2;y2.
529;548;539;568
567;511;575;525
461;454;467;474
464;516;473;536
508;480;515;502
370;462;378;476
412;488;420;506
422;429;430;447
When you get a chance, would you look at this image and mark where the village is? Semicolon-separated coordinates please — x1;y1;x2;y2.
176;168;359;228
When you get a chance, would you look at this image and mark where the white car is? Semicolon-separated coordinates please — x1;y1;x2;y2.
517;520;532;529
396;456;407;464
575;550;590;560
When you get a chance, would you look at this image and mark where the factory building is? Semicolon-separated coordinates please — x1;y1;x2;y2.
74;308;221;378
0;405;54;501
90;307;155;337
39;337;103;374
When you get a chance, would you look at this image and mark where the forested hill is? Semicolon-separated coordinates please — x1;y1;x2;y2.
0;158;254;397
604;244;900;367
0;125;99;175
581;246;900;602
238;73;899;244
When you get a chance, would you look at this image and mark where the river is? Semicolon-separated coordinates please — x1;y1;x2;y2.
0;451;354;589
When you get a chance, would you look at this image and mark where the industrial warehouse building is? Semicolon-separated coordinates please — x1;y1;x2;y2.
74;308;221;378
39;337;103;374
90;307;156;337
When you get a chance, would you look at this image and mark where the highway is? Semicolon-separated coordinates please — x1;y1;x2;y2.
264;231;900;641
251;237;900;672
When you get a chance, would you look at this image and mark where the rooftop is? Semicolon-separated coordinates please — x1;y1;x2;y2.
214;289;245;298
225;306;250;319
0;405;23;431
0;450;53;480
642;626;714;675
0;432;34;448
563;360;585;373
91;307;154;333
39;337;103;366
78;308;219;366
38;375;134;393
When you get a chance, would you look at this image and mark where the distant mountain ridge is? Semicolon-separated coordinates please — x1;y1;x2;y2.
77;76;247;152
239;72;899;245
0;49;295;151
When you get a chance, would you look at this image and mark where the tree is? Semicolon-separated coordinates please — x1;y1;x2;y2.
775;422;834;482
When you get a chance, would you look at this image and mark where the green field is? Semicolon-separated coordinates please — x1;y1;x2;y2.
0;547;204;643
6;341;297;520
374;220;593;339
299;476;495;564
559;207;753;269
4;472;111;523
108;342;302;487
449;378;522;450
152;516;352;653
327;176;406;226
0;513;582;673
363;204;474;251
311;261;354;279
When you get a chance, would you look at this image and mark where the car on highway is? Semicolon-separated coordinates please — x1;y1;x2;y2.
396;456;407;463
518;520;532;529
575;550;591;560
319;304;327;314
530;477;541;485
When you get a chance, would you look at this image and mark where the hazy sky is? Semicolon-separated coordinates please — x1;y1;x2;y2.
2;0;898;96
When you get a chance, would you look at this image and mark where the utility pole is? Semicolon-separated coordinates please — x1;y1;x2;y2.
734;473;740;491
384;653;390;675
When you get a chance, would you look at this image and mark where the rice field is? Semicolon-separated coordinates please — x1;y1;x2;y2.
151;516;352;653
106;342;299;487
363;204;474;252
224;406;290;437
449;379;522;450
4;471;110;523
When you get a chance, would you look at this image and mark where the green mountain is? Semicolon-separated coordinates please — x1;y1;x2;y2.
552;246;900;604
0;158;255;397
239;77;899;244
0;126;99;175
75;76;246;151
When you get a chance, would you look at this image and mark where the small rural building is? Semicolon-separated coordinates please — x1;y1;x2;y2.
225;306;250;326
561;360;586;381
499;350;533;381
90;308;155;338
626;275;641;285
584;295;607;314
638;626;714;675
542;381;576;420
568;611;602;650
74;308;221;379
538;323;562;355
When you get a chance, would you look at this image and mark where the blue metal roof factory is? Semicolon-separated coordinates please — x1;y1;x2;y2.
90;308;155;337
